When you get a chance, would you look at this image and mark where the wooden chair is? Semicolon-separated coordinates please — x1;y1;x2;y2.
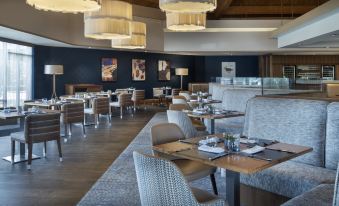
61;103;85;137
132;90;145;111
110;93;133;119
11;113;62;170
84;97;111;128
171;88;181;96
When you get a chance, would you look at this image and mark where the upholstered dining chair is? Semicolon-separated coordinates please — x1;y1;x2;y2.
179;92;191;101
167;110;208;139
169;104;206;131
110;93;133;119
84;97;111;128
11;113;62;170
61;103;85;137
171;88;181;96
172;95;188;104
133;151;225;206
151;123;218;195
132;90;145;111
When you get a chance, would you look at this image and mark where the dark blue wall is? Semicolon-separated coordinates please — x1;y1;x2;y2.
201;56;259;82
34;46;198;98
34;46;259;99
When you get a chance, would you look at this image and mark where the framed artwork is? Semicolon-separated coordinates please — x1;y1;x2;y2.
158;60;171;81
221;62;236;77
132;59;146;81
101;58;118;82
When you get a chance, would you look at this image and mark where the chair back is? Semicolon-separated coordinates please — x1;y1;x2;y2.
61;103;84;124
153;88;164;97
179;92;191;101
24;113;61;143
172;96;187;104
151;123;185;146
167;110;197;139
171;88;181;96
169;103;191;111
133;151;201;206
132;90;145;102
115;89;128;94
334;163;339;206
92;97;110;115
118;93;133;107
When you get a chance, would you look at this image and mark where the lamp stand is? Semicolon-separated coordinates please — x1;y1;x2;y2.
180;75;183;90
51;74;58;100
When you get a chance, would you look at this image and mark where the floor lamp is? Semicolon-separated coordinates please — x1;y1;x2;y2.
44;65;64;100
175;68;188;90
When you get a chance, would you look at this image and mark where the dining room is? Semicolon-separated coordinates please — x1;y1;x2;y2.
0;0;339;206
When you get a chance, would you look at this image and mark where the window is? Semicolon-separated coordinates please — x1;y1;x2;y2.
0;41;33;108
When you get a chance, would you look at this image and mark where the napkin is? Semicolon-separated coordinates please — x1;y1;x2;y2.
198;145;225;154
199;137;219;145
240;138;256;144
242;145;265;154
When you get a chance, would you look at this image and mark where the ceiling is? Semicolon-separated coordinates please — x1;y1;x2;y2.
122;0;329;19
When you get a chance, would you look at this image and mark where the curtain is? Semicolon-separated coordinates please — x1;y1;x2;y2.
0;41;32;108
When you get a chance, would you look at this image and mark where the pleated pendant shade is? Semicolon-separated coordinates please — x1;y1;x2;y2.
112;21;147;49
26;0;101;13
84;0;132;40
159;0;217;13
166;12;206;31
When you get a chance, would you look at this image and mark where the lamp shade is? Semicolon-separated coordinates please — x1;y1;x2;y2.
26;0;101;13
84;0;132;40
159;0;217;13
166;12;206;31
44;65;64;75
111;21;147;49
176;68;188;76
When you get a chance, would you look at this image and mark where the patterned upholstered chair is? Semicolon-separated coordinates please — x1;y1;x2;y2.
10;113;62;170
84;97;111;128
169;104;206;131
133;151;225;206
132;90;145;111
151;123;218;195
282;162;339;206
110;93;133;119
167;110;208;139
61;103;85;137
172;95;187;104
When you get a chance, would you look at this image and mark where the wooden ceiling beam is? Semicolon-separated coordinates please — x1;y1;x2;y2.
222;5;316;16
214;0;233;19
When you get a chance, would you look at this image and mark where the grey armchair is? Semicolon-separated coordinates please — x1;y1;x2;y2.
151;123;218;195
61;103;85;137
84;97;111;128
133;151;226;206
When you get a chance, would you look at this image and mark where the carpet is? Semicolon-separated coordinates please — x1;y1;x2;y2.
78;112;229;206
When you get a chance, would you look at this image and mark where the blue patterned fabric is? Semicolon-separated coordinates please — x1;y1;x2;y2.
326;103;339;170
243;97;328;167
240;161;336;198
281;184;334;206
334;163;339;206
214;117;244;135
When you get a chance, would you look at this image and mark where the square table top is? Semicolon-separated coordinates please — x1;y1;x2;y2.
152;135;312;174
184;110;245;120
0;109;60;120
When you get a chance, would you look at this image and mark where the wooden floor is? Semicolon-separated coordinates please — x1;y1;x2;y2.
0;107;289;206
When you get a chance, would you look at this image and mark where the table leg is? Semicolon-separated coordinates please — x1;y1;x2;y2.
210;119;215;134
226;170;240;206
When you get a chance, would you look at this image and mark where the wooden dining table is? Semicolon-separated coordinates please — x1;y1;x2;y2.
184;110;245;134
152;135;312;206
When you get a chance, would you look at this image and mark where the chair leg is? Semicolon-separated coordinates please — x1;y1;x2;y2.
11;140;15;164
95;114;98;128
27;143;33;170
43;141;47;157
69;124;72;136
82;122;86;137
210;174;218;195
120;107;123;119
64;124;68;137
134;102;136;112
57;139;63;162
